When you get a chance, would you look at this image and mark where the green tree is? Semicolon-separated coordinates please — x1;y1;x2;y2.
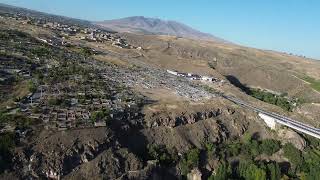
242;132;253;144
147;144;177;166
226;142;241;156
186;148;200;168
259;139;281;156
267;162;281;180
242;140;260;158
28;80;37;93
238;161;267;180
91;108;110;123
179;148;200;175
209;162;230;180
205;142;216;158
283;143;303;168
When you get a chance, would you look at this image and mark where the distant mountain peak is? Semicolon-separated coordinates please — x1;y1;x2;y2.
96;16;227;43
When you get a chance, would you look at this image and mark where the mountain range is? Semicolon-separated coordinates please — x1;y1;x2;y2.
96;16;227;43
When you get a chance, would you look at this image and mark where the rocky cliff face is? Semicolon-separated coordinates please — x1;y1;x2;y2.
12;128;114;179
145;108;222;128
8;100;255;179
140;103;251;153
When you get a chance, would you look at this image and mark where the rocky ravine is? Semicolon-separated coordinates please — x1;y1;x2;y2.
8;100;269;179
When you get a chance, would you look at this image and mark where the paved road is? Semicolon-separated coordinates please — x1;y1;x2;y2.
222;95;320;139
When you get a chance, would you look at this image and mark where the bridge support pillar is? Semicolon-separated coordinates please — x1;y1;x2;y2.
258;113;277;130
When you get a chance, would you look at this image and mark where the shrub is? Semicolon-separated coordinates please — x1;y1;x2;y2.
242;140;259;158
31;47;51;57
91;108;111;123
267;162;281;180
226;142;241;156
80;47;94;56
242;132;253;144
304;165;320;180
28;80;37;93
205;142;216;156
259;139;281;156
304;135;320;148
283;143;303;168
147;144;177;166
179;148;200;175
186;148;200;168
238;161;267;180
208;162;231;180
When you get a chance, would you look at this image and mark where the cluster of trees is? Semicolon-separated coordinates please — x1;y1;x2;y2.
249;88;297;111
90;108;111;124
209;133;320;180
220;135;281;159
27;80;37;93
31;46;52;57
80;47;95;57
147;144;178;166
202;85;218;94
46;63;92;84
145;144;201;176
179;148;201;175
131;132;320;179
143;137;283;179
0;29;29;41
208;137;283;180
0;113;34;130
213;159;281;180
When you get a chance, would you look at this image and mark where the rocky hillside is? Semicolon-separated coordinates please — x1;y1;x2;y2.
96;16;227;42
120;33;320;103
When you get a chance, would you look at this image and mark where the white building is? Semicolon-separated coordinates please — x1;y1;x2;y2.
201;76;213;81
167;70;178;76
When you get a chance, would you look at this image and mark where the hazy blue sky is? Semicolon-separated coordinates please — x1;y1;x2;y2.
1;0;320;59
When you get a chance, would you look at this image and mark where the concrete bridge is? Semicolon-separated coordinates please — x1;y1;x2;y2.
223;95;320;139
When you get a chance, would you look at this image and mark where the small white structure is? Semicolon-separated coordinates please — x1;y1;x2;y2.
167;70;178;76
201;76;213;81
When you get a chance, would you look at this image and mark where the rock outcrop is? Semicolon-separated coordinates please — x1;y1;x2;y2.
187;168;202;180
12;127;114;179
146;109;222;128
278;128;307;150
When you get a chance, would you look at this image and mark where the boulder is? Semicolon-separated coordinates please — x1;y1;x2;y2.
278;128;306;150
187;168;202;180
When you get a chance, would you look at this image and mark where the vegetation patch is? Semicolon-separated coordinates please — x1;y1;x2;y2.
179;148;201;175
301;75;320;92
208;134;320;179
147;144;178;166
248;88;300;111
225;75;301;111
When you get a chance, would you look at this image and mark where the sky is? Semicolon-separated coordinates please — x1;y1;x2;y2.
1;0;320;59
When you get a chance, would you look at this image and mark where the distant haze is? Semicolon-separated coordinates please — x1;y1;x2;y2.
96;16;227;43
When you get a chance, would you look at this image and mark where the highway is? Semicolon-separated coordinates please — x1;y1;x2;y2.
221;95;320;139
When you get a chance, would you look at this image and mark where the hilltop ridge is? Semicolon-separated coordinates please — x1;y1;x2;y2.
97;16;227;42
